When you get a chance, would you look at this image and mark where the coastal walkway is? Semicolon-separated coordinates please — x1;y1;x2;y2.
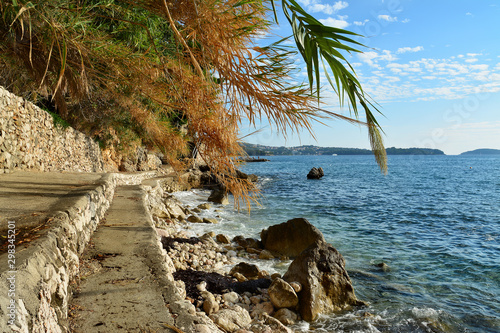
0;171;208;333
69;185;176;332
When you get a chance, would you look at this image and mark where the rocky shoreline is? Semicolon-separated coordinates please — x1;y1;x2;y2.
147;173;366;333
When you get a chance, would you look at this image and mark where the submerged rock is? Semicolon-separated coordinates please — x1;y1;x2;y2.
283;241;365;321
260;218;325;257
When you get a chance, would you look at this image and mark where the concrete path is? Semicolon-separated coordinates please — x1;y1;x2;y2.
69;185;176;332
0;171;105;232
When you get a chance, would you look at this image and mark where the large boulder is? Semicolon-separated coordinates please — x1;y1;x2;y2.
307;167;324;179
282;241;364;321
260;218;325;258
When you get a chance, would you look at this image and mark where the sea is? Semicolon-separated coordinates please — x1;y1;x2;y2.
172;155;500;333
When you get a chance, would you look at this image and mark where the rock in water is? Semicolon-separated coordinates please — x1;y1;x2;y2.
260;218;325;257
307;167;324;179
208;188;229;205
230;262;261;280
282;241;364;321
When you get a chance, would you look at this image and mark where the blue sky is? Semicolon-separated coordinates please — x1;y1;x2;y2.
241;0;500;155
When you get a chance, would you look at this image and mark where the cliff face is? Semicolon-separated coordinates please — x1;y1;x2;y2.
0;86;104;173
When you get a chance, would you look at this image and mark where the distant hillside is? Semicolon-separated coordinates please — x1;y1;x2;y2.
241;143;445;156
460;149;500;155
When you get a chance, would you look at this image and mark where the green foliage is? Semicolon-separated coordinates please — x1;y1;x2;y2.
46;109;71;129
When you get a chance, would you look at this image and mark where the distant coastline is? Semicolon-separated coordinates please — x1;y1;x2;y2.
460;148;500;155
242;143;445;156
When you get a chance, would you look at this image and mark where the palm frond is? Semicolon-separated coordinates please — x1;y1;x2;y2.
268;0;388;172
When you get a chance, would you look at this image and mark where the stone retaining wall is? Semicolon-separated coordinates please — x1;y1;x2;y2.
0;86;103;173
0;172;157;332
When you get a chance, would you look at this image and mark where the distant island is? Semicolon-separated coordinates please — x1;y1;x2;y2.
241;143;445;156
460;148;500;155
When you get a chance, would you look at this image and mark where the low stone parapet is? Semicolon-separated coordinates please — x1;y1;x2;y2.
0;171;157;332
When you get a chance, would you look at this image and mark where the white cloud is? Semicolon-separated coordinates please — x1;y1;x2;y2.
299;0;348;15
470;64;489;71
397;46;424;54
352;53;500;103
354;19;369;26
466;12;473;16
358;50;397;67
378;15;397;22
401;18;411;23
319;17;350;29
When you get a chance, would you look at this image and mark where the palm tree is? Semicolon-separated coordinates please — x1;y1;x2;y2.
0;0;386;206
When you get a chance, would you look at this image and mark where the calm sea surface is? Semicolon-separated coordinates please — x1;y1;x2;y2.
174;155;500;333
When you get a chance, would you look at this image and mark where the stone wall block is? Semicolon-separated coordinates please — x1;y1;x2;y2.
0;85;104;172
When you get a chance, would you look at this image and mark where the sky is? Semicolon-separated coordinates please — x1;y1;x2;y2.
240;0;500;155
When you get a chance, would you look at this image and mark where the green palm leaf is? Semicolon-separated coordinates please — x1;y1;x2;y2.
273;0;387;173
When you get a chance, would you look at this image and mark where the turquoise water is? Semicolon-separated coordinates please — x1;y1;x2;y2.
177;155;500;332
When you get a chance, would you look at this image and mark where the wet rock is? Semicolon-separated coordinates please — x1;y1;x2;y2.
198;203;212;210
268;278;299;309
216;234;231;244
375;262;390;272
307;167;324;179
233;236;262;250
187;215;204;223
258;250;274;260
203;217;218;224
230;262;260;280
208;188;229;205
260;218;325;257
209;306;252;332
282;241;364;321
235;169;258;183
